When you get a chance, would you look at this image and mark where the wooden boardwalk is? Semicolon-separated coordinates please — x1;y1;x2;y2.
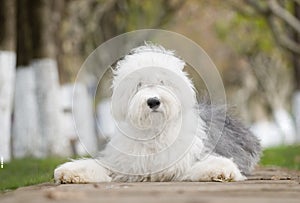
1;167;300;203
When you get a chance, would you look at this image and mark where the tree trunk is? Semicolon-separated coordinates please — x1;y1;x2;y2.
29;0;55;59
292;91;300;142
13;0;66;157
0;0;15;50
273;108;296;144
292;2;300;90
13;67;41;157
61;83;98;156
292;2;300;142
12;0;39;158
0;0;16;162
73;83;98;155
31;59;65;156
29;0;65;156
16;0;31;67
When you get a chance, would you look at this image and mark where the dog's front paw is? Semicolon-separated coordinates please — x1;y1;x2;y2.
188;156;246;182
54;159;112;183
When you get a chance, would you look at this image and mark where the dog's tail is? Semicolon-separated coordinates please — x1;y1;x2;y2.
199;102;262;175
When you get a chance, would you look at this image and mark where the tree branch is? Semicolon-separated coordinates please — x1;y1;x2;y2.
268;0;300;34
292;0;300;6
227;0;256;17
267;16;300;54
244;0;270;15
153;0;186;28
244;0;300;54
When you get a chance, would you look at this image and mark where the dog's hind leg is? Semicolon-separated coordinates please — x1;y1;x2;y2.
186;155;246;182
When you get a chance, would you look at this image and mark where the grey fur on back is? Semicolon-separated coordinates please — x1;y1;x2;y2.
199;103;261;175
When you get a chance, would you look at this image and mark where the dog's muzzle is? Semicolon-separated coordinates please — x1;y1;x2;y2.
147;97;160;110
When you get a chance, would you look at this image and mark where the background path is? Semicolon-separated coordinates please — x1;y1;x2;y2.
1;167;300;203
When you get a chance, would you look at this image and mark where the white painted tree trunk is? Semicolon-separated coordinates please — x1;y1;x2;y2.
60;84;76;156
72;83;98;156
273;108;297;145
251;120;282;148
0;51;15;162
292;91;300;142
12;66;40;158
31;59;66;156
251;108;297;148
13;59;69;158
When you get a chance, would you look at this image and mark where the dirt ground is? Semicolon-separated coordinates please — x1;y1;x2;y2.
1;167;300;203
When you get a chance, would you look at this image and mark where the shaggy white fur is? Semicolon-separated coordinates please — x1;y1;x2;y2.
54;44;247;183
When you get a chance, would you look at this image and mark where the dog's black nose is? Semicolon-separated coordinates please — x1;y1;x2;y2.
147;97;160;110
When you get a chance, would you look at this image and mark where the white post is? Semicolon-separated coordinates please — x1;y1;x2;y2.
0;51;15;161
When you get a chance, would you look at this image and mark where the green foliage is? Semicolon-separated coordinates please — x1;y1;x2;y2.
115;0;175;32
260;145;300;170
215;12;275;56
0;157;67;191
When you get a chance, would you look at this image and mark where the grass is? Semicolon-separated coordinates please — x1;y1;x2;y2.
260;145;300;170
0;145;299;191
0;157;67;191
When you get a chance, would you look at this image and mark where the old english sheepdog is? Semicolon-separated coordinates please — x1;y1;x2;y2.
54;44;261;183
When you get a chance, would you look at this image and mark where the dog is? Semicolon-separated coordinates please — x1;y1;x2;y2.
54;44;261;183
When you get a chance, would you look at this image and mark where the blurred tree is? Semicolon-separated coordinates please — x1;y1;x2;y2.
56;0;184;84
13;0;67;158
0;0;16;161
13;0;35;158
243;0;300;82
7;0;186;158
215;3;277;120
216;0;297;144
250;53;295;144
241;0;300;141
29;0;65;156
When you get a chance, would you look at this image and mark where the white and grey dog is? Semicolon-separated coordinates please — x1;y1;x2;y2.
54;44;261;183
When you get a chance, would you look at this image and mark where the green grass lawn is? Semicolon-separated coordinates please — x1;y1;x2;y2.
260;145;300;170
0;157;67;191
0;145;299;191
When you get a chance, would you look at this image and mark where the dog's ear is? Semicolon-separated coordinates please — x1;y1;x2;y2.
112;108;126;122
111;90;127;122
111;77;135;122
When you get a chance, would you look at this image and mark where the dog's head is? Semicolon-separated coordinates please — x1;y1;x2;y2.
111;44;197;134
